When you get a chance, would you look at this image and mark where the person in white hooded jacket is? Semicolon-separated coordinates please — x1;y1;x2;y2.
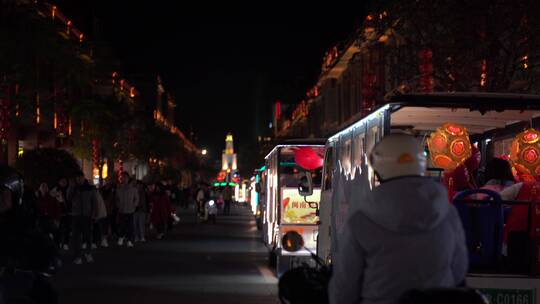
329;134;468;304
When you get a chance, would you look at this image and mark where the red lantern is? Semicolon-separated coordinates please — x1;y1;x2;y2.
55;104;68;138
443;164;473;200
510;129;540;177
419;63;434;74
427;123;472;171
92;139;100;169
275;101;281;121
418;49;433;60
118;160;124;183
66;20;72;35
480;59;487;87
294;147;324;170
418;48;434;92
361;72;377;116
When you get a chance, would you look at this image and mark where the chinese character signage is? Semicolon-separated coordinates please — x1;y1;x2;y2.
281;188;320;224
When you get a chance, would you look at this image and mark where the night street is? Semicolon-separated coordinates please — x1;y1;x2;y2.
3;1;540;303
51;205;279;304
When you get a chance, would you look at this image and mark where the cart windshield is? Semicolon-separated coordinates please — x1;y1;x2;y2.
279;146;323;224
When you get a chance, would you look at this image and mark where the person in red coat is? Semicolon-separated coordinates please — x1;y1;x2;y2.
36;182;61;241
443;164;475;202
149;182;173;240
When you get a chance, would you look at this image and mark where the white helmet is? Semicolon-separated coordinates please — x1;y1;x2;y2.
368;133;426;181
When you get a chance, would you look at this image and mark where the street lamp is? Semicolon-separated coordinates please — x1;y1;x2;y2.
202;149;208;156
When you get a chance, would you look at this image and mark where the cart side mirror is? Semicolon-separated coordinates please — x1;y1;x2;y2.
298;172;313;197
255;182;261;193
281;230;304;252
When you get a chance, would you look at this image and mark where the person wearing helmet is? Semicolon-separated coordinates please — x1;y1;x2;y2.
329;134;468;304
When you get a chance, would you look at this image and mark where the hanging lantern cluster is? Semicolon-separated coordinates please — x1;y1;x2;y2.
427;123;472;171
306;86;319;99
363;14;377;41
361;72;377;116
66;20;72;35
480;59;487;87
92;139;100;170
418;48;434;93
291;101;308;121
117;159;124;183
35;93;40;125
51;5;57;20
510;128;540;176
521;55;529;70
322;46;339;71
54;104;68;138
0;97;10;145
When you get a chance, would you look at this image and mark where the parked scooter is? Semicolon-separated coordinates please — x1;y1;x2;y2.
278;231;330;304
277;231;488;304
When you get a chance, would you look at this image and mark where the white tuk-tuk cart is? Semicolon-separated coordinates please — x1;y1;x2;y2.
317;93;540;304
260;139;326;276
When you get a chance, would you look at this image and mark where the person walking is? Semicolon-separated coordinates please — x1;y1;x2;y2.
222;185;233;215
196;184;207;219
52;177;72;251
115;173;139;248
101;181;117;244
70;172;98;264
149;183;173;240
35;182;61;242
91;188;107;249
133;181;149;243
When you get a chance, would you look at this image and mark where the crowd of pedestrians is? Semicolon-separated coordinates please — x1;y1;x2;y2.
0;165;229;303
31;171;198;265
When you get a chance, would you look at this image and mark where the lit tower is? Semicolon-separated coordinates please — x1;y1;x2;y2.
221;133;238;182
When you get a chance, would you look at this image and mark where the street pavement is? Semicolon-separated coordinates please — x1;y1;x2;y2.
51;204;279;304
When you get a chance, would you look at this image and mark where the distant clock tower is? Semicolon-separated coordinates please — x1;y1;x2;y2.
221;133;238;182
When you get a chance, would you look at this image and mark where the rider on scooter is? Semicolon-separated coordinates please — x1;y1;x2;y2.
329;134;468;304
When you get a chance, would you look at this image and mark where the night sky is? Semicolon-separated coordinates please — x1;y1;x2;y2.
54;1;366;168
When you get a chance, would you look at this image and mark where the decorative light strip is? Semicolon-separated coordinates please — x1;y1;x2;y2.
264;144;325;160
328;104;390;142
